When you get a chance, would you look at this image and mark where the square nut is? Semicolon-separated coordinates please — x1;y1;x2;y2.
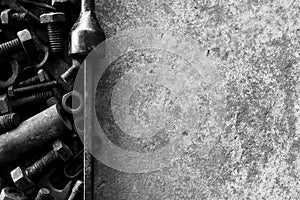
10;167;34;191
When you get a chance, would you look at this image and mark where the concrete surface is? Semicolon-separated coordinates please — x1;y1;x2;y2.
92;0;300;199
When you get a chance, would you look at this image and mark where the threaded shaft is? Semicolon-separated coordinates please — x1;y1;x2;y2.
11;91;53;107
62;65;79;82
0;113;20;131
0;38;22;57
18;75;40;87
68;180;83;200
13;81;57;97
35;188;50;200
47;23;64;53
25;151;58;180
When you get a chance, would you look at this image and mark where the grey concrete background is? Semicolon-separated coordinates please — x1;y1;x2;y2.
92;0;300;199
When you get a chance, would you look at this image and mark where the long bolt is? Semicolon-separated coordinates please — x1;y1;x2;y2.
67;180;83;200
0;113;20;132
11;91;53;108
9;81;57;98
35;188;50;200
40;12;66;53
18;76;40;87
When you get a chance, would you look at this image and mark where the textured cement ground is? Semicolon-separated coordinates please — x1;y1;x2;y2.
92;0;300;199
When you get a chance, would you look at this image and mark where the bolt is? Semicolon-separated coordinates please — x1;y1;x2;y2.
40;12;65;53
11;140;73;191
1;9;30;26
0;113;20;133
8;81;57;98
0;29;35;57
35;188;50;200
0;91;53;114
18;69;50;87
0;187;28;200
67;180;83;200
61;59;81;83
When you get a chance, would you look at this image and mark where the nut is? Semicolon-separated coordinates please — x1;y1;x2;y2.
16;29;35;54
10;167;34;191
40;12;65;24
0;9;12;25
0;187;27;200
0;95;11;115
52;140;73;161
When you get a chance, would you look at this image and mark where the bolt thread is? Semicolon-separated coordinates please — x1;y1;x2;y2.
18;75;40;87
35;188;50;200
0;38;22;57
68;180;83;200
61;64;80;82
13;81;57;97
47;24;64;53
0;113;20;131
11;91;53;107
25;151;58;180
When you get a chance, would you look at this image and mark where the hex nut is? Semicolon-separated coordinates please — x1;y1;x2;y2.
0;95;11;115
0;187;27;200
10;167;34;191
52;140;73;161
37;69;49;82
0;9;12;25
40;12;65;24
17;29;35;54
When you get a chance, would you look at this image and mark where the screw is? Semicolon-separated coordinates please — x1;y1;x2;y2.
67;180;83;200
0;113;20;133
0;29;35;57
8;81;57;98
11;91;53;108
35;188;50;200
40;12;65;53
11;140;73;191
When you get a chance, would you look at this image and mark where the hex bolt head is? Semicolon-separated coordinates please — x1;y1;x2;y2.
40;12;65;24
53;140;73;161
16;29;35;55
0;9;12;25
0;187;28;200
10;167;34;191
37;69;50;82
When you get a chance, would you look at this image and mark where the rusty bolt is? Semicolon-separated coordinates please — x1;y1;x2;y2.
40;12;65;53
18;69;50;87
0;113;20;132
0;187;28;200
11;140;72;191
0;29;35;56
7;81;57;98
35;188;50;200
0;91;53;114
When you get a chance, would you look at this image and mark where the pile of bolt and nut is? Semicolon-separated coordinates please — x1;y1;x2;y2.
0;0;105;199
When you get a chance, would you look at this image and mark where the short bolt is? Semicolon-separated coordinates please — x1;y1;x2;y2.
35;188;50;200
8;81;57;98
0;29;35;57
40;12;65;53
11;140;73;191
61;59;81;83
0;113;20;132
18;69;50;87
